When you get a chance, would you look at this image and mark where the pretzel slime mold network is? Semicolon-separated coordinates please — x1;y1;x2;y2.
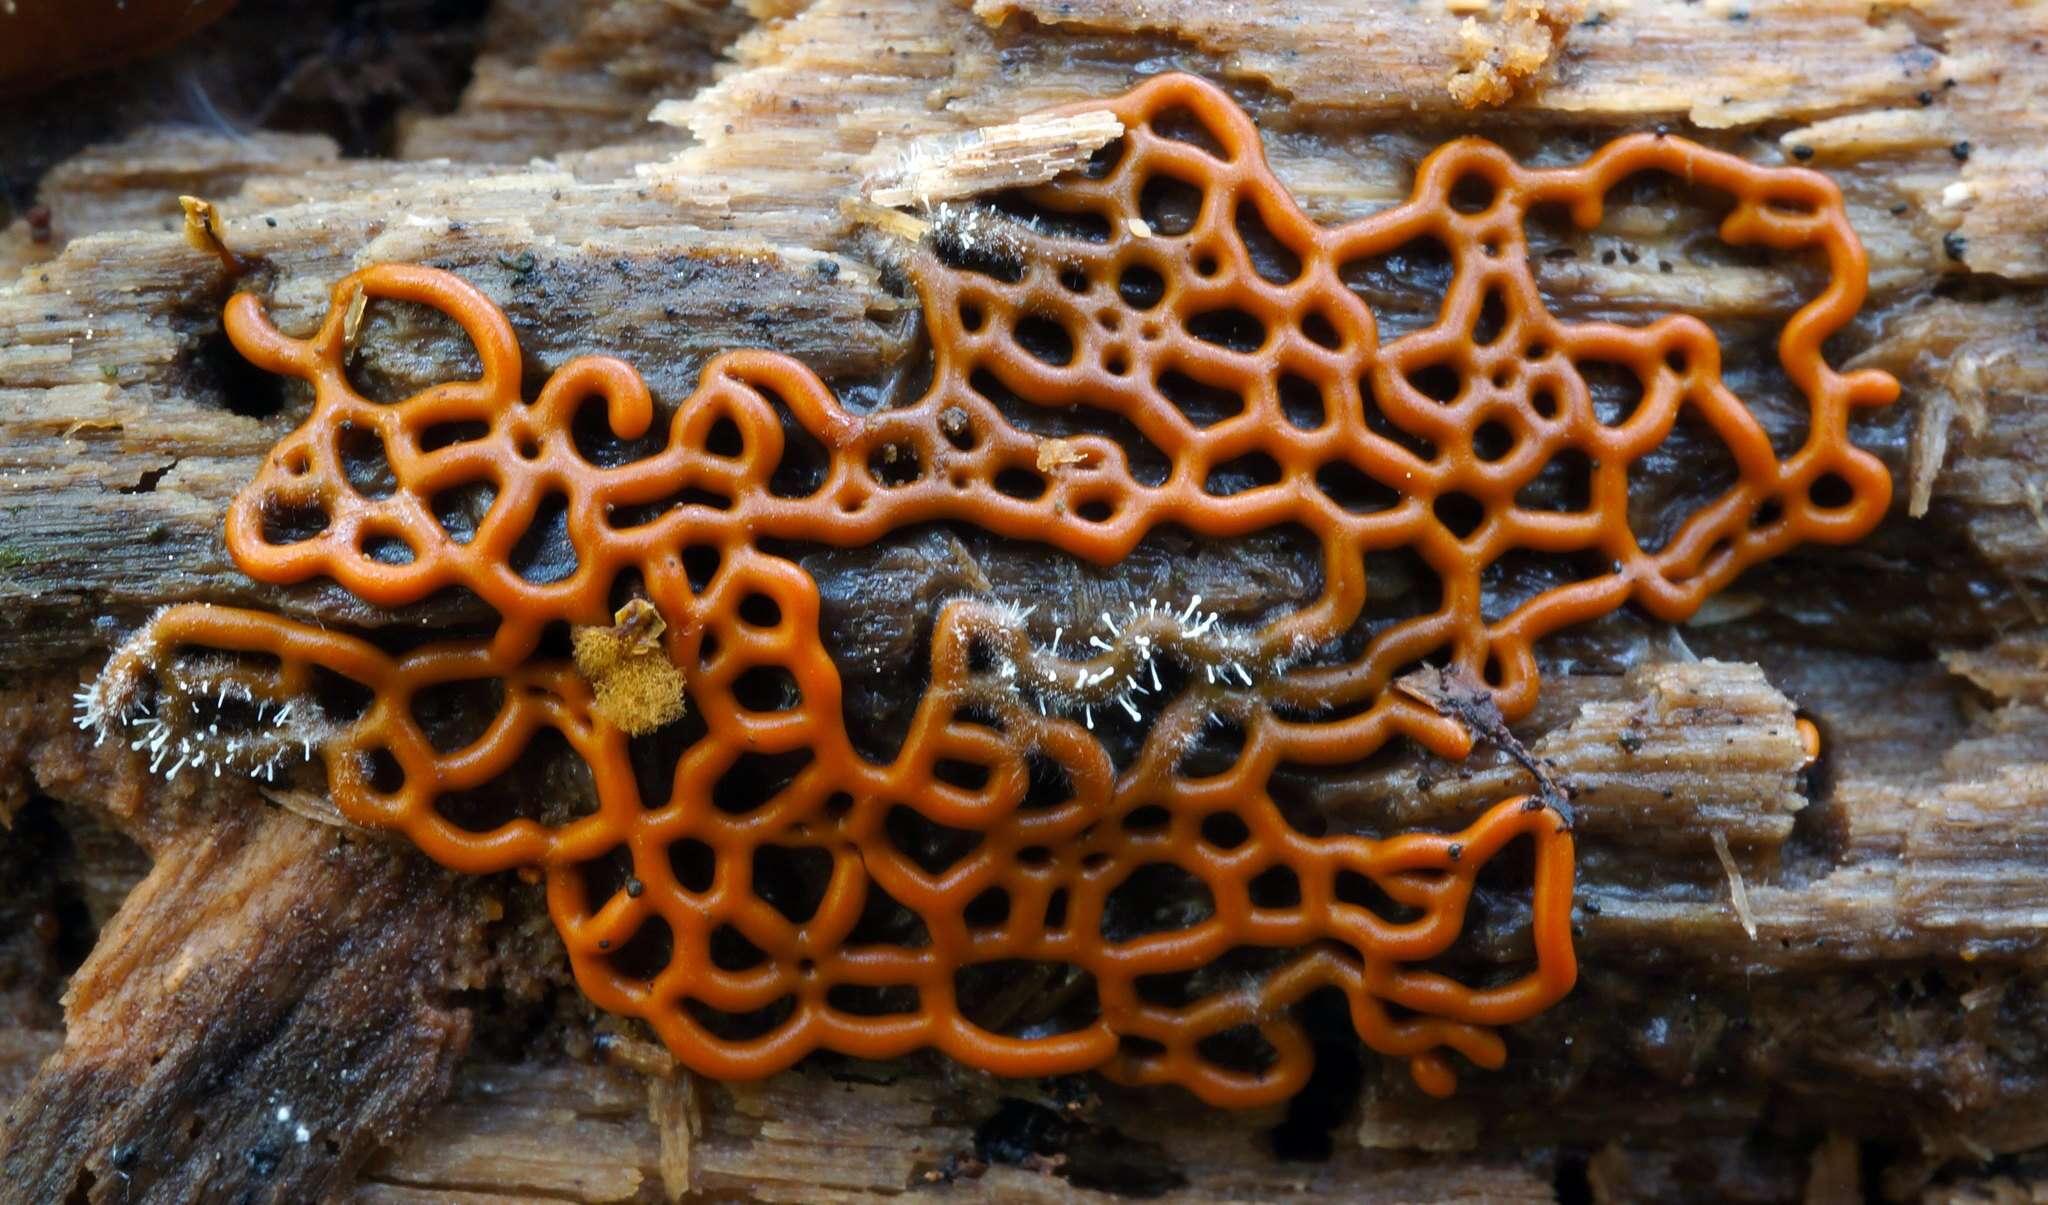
78;74;1896;1107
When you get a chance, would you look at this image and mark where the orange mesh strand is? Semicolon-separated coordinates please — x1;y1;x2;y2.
131;74;1893;1106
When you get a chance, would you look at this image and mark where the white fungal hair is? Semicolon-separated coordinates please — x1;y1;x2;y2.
944;592;1294;745
75;609;336;785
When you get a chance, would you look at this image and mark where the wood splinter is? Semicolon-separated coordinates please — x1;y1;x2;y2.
868;109;1124;209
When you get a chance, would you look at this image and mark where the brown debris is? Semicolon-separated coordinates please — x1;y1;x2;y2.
1397;664;1570;821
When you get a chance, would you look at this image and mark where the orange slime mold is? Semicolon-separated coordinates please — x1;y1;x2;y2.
112;75;1894;1105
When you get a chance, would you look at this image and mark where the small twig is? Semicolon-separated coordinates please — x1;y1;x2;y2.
1395;664;1573;829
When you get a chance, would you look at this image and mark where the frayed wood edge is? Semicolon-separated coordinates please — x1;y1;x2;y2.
867;109;1122;209
1906;347;2002;519
648;1072;701;1201
840;196;930;242
179;194;245;276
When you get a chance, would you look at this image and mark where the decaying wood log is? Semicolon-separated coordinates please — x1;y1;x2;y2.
4;0;2048;1201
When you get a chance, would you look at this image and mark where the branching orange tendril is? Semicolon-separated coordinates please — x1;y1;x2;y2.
100;75;1893;1105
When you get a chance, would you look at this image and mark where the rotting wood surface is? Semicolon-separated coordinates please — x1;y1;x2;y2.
2;1;2047;1202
